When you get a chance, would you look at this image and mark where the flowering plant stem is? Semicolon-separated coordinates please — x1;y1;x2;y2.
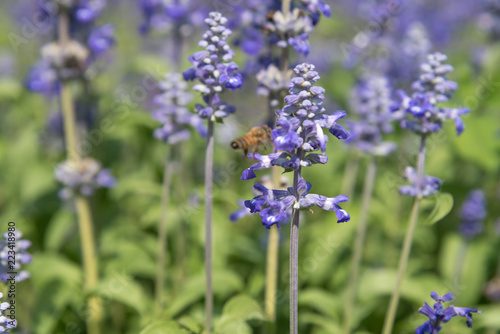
59;12;102;334
265;223;279;323
343;157;377;334
290;165;301;334
382;135;427;334
265;166;281;332
205;118;214;334
155;148;174;314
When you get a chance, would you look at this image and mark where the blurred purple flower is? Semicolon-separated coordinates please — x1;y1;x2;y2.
458;190;487;240
399;167;442;198
0;230;32;283
391;52;469;136
55;158;116;199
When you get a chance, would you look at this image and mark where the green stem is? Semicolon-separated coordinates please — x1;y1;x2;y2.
265;225;279;325
341;156;360;200
343;157;377;334
290;168;301;334
452;239;468;304
75;196;102;334
59;12;101;334
155;148;174;314
205;119;214;334
382;135;427;334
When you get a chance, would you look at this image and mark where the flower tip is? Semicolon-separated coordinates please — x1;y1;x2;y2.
241;169;256;180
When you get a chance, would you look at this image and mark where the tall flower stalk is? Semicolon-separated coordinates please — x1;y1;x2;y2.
236;0;331;327
183;12;242;332
151;71;205;313
58;11;103;334
342;75;395;333
382;52;469;334
241;63;350;333
26;2;116;333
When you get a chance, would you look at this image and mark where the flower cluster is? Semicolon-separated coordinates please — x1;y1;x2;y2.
241;63;350;228
0;293;16;332
151;72;206;144
231;175;291;223
345;74;396;156
38;0;106;26
256;64;293;108
55;158;116;199
138;0;205;35
458;190;487;239
231;0;330;59
416;291;481;333
183;12;242;120
26;0;115;96
391;52;469;136
264;9;314;57
0;231;32;283
399;167;442;198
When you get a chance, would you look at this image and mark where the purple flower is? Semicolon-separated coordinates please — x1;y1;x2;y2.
288;33;311;56
245;178;349;228
272;116;302;152
75;0;106;24
25;61;59;97
138;0;204;34
392;53;469;136
184;12;242;120
0;230;32;283
0;292;17;330
240;63;350;228
346;74;396;156
458;190;487;240
399;167;442;198
87;24;115;56
230;200;252;222
416;291;481;333
218;62;243;90
55;158;116;199
151;72;206;144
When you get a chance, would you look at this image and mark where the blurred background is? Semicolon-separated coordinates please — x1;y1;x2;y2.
1;0;500;333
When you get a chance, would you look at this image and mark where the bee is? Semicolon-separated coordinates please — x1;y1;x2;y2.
231;125;273;157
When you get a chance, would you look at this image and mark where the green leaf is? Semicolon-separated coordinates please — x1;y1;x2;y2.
95;272;148;315
139;321;189;334
423;192;454;225
300;312;341;333
164;270;244;318
32;279;80;334
298;289;339;319
215;295;264;334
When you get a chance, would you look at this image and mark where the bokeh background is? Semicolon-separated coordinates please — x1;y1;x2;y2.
1;0;500;333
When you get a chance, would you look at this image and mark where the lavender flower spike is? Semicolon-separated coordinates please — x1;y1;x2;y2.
183;12;242;121
391;52;469;136
416;291;481;333
0;230;32;283
241;63;350;228
152;72;206;143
